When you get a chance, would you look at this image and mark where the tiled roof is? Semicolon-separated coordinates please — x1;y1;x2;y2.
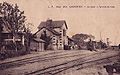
38;20;68;29
67;36;74;41
34;27;61;36
45;27;61;35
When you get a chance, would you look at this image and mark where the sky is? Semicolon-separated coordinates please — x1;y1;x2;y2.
0;0;120;45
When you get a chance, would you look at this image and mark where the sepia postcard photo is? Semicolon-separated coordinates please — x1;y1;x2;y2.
0;0;120;75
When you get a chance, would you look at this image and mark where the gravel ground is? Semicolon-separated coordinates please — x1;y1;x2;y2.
0;50;119;75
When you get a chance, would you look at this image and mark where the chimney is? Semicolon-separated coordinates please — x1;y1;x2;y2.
46;19;53;29
46;19;52;25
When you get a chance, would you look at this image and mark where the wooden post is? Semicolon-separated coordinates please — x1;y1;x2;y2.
0;17;3;51
22;35;25;45
0;27;2;51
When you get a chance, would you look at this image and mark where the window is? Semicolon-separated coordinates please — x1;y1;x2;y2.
63;30;66;36
59;36;62;38
53;44;56;45
53;41;55;43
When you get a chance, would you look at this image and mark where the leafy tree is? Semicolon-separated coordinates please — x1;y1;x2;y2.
89;34;95;39
72;33;95;49
0;2;26;32
0;2;26;51
72;33;88;41
24;27;32;53
0;17;3;51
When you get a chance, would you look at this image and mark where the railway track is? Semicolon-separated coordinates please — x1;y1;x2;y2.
0;50;93;70
26;51;119;75
0;51;63;70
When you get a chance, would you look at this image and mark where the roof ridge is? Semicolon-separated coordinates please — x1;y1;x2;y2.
45;27;61;35
34;27;61;36
38;20;68;29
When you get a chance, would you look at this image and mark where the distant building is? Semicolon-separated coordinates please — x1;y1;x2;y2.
34;19;68;50
30;38;45;51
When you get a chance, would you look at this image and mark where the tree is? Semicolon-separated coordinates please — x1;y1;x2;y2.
89;34;95;39
0;2;26;51
40;30;52;50
72;33;95;49
24;27;32;53
0;2;26;32
0;17;3;51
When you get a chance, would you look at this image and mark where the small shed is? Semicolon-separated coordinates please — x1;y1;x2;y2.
30;38;45;51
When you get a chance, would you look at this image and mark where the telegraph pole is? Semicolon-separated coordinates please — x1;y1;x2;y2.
106;38;110;47
100;31;102;41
